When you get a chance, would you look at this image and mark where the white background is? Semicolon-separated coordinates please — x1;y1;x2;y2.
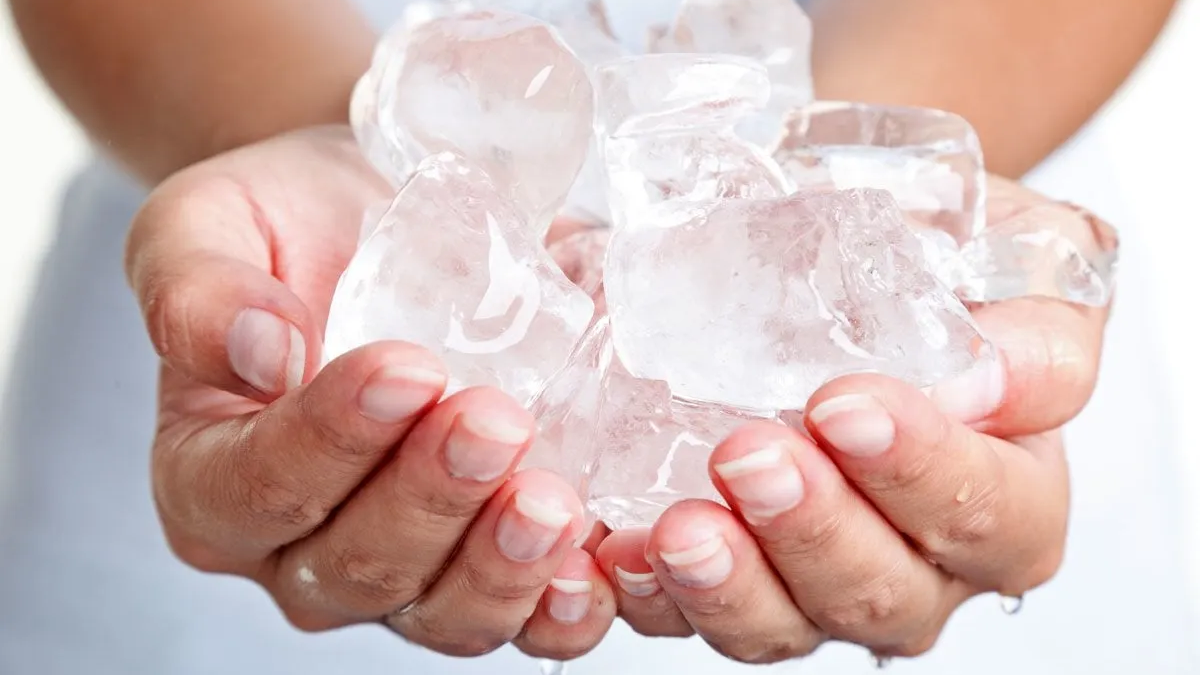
0;0;1197;604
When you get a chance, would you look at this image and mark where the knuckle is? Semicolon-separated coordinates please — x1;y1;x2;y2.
517;630;601;662
623;597;693;637
327;544;415;606
125;186;175;281
439;637;507;658
711;634;818;665
1012;543;1066;593
894;630;942;658
922;478;1004;559
401;610;507;658
162;529;231;574
626;617;693;639
676;594;734;623
297;392;377;464
772;504;849;558
458;555;544;607
816;566;912;639
867;439;946;497
140;265;196;360
279;605;342;634
409;487;486;526
236;465;328;532
128;181;215;359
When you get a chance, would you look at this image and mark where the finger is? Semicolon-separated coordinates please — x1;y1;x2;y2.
153;341;447;572
646;501;824;664
515;549;618;661
386;470;585;657
127;172;320;401
271;387;537;624
594;529;693;638
965;297;1107;436
805;375;1069;594
705;423;964;654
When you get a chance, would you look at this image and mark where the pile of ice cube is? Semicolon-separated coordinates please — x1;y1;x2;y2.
326;0;1117;530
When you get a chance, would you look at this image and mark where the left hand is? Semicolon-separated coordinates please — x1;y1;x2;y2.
593;177;1113;663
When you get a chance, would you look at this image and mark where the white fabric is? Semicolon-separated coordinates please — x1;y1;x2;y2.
0;2;1195;673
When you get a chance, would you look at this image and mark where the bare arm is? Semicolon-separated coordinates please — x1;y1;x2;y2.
13;0;1175;183
809;0;1177;177
9;0;375;184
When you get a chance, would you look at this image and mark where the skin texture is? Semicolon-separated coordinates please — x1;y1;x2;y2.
9;0;1145;665
126;128;618;659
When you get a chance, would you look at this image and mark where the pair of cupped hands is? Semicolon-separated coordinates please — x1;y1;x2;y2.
127;127;1109;664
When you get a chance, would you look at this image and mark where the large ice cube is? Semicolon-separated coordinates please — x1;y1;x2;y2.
773;101;987;244
595;54;788;227
325;152;594;405
956;198;1119;307
352;10;596;233
523;318;615;498
649;0;815;146
605;189;989;411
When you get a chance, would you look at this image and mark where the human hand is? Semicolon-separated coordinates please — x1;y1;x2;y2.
125;126;617;660
595;177;1112;663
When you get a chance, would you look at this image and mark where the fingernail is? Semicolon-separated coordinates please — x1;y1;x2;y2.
613;566;660;597
358;365;446;423
444;410;531;482
495;492;572;563
713;442;804;524
228;308;306;394
808;394;895;457
659;530;733;589
547;578;592;624
926;350;1006;423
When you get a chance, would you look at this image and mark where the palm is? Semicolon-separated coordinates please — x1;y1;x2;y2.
229;127;391;326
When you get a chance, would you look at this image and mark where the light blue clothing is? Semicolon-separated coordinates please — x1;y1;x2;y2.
0;2;1196;673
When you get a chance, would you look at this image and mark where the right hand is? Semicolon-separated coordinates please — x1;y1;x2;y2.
124;126;616;660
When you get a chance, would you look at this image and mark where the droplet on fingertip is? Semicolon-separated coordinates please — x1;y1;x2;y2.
1000;594;1024;615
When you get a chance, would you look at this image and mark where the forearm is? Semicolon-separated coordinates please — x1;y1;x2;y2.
10;0;375;184
808;0;1177;177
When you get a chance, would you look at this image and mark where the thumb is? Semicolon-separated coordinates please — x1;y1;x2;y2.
125;170;320;401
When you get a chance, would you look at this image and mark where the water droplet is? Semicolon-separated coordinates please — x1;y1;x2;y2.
872;654;893;669
1000;594;1024;615
538;659;567;675
955;481;973;503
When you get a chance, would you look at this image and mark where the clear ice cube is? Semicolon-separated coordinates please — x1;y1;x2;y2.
594;54;788;227
352;10;596;234
605;189;989;411
649;0;816;146
325;152;594;405
525;317;781;530
956;200;1119;307
773;101;987;245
